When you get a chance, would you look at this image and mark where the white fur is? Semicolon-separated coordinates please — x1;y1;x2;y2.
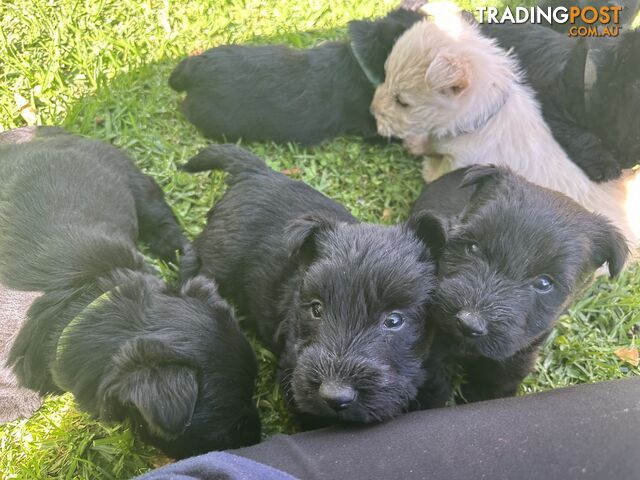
372;10;639;252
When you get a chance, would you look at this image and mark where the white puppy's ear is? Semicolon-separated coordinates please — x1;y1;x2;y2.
425;53;470;96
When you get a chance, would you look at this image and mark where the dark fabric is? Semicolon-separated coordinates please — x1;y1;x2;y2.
137;378;639;480
231;378;640;480
134;452;298;480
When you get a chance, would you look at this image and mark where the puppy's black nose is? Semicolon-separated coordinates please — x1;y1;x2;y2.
319;382;356;411
456;311;488;337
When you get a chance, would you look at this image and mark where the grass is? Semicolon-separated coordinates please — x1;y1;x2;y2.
0;0;638;478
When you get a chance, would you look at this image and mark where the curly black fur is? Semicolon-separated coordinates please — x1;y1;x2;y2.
168;9;421;145
0;127;260;458
181;144;446;424
411;166;628;402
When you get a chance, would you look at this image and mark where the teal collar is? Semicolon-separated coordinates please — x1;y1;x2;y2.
350;42;382;87
55;288;118;363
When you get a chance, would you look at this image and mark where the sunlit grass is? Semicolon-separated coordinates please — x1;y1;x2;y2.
1;0;638;478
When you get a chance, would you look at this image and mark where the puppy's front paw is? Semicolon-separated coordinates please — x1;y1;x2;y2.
403;136;428;156
422;155;450;183
582;151;621;183
146;228;187;263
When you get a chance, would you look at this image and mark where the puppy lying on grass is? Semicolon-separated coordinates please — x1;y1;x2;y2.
181;144;447;424
169;8;421;145
372;6;640;253
411;165;628;402
0;127;260;458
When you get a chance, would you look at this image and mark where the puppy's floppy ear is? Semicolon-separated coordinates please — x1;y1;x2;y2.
459;164;504;189
284;213;338;266
406;212;447;258
99;337;198;440
589;218;629;278
425;53;470;96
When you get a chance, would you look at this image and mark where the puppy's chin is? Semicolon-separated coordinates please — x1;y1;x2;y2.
444;324;525;361
462;336;519;361
440;317;527;361
374;118;395;139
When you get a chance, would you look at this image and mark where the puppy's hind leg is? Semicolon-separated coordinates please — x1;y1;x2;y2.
128;172;187;262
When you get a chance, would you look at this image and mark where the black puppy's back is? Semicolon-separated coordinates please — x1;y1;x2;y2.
182;144;355;338
0;127;186;263
0;130;140;292
169;9;422;145
170;43;374;145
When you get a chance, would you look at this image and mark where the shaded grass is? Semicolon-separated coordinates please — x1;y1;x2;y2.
0;0;638;478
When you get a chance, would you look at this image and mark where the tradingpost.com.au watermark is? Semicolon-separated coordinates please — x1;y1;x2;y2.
477;5;623;37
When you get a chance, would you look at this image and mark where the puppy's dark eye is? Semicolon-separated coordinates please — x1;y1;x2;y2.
394;94;409;108
383;312;405;330
533;275;554;293
465;242;480;255
310;301;323;319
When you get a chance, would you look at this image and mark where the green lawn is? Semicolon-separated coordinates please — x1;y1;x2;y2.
1;1;638;478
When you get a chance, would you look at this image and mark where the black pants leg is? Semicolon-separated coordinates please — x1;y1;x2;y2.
231;377;640;480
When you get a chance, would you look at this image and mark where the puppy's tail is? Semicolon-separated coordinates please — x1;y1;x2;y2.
169;57;194;92
180;144;268;176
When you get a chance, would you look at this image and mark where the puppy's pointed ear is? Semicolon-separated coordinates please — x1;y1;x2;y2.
406;211;447;258
425;52;470;96
181;274;222;307
179;243;202;282
590;219;629;278
459;164;504;189
284;213;338;266
100;338;198;440
348;10;421;84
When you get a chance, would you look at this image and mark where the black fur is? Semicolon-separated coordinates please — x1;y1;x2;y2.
169;9;421;145
411;166;628;402
181;144;446;423
0;127;260;458
483;24;640;182
0;126;186;261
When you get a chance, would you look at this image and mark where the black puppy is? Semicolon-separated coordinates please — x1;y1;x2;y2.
0;127;260;458
181;144;446;423
411;165;628;402
169;9;421;145
483;24;640;182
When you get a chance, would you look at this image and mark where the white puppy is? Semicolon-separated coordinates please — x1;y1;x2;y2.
371;4;639;252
